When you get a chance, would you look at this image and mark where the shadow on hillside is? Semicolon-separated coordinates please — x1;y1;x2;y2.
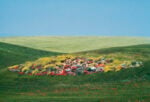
75;44;150;54
0;42;64;68
0;41;64;54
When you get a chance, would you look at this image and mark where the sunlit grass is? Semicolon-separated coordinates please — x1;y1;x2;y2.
0;36;149;53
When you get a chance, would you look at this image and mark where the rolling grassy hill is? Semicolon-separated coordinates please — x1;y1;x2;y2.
0;40;150;102
0;36;150;53
0;42;62;69
74;44;150;61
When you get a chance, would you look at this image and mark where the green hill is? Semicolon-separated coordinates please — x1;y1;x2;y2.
0;42;62;68
0;36;150;53
75;44;150;61
0;42;150;102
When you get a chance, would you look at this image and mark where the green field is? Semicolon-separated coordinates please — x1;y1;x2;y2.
0;36;150;53
0;37;150;102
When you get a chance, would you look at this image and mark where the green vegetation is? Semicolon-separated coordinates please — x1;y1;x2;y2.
0;67;150;102
75;44;150;62
0;42;62;68
0;36;149;53
0;39;150;102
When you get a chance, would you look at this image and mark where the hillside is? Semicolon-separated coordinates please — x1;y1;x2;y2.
0;42;150;102
75;44;150;61
0;36;150;53
0;42;62;68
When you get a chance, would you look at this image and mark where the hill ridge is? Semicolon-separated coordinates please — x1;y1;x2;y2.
0;36;149;53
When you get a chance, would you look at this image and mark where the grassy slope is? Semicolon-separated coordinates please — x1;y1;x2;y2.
0;42;62;68
74;44;150;61
0;42;150;102
0;36;150;53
